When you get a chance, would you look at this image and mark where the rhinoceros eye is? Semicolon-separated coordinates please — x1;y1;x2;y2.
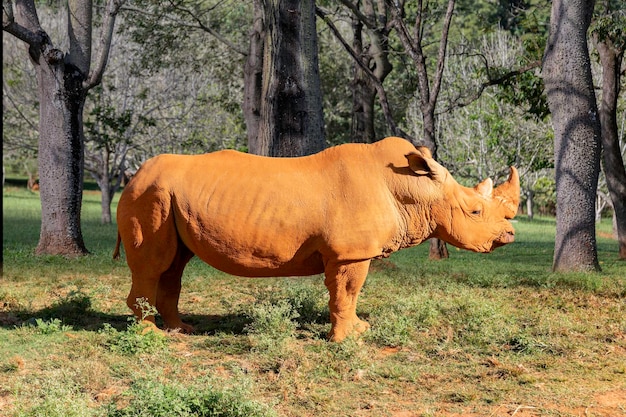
471;209;482;216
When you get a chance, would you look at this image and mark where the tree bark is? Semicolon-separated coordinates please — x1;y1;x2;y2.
34;55;90;255
595;31;626;260
243;0;265;151
347;0;392;143
542;0;601;272
4;0;123;255
350;15;376;143
252;0;325;156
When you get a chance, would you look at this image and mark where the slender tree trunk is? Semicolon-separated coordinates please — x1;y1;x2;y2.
542;0;601;272
98;148;113;224
254;0;325;156
525;189;534;221
596;36;626;259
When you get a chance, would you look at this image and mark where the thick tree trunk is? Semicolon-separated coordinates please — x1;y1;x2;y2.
5;0;123;256
596;37;626;259
542;0;601;272
35;59;89;255
255;0;325;156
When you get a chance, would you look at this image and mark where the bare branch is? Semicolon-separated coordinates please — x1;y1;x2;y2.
430;0;455;105
84;0;125;90
2;88;38;133
437;59;542;115
165;0;247;56
3;0;44;51
337;0;375;29
317;6;413;141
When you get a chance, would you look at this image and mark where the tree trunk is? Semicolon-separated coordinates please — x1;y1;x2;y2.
542;0;601;272
34;58;89;255
596;35;626;259
525;189;534;221
254;0;325;156
350;16;376;143
98;147;113;224
349;0;393;143
5;0;123;256
244;0;265;151
390;0;455;260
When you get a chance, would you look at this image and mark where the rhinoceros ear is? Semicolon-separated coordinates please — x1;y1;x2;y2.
415;146;433;158
405;152;432;176
475;178;493;198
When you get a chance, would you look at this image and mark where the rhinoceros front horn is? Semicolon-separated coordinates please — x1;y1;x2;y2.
494;167;520;219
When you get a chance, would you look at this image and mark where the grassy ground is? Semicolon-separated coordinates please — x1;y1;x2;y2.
2;186;625;417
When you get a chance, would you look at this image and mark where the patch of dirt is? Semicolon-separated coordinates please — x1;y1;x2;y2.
598;231;617;240
384;390;626;417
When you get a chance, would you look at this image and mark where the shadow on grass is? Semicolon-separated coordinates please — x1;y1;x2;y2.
0;293;251;335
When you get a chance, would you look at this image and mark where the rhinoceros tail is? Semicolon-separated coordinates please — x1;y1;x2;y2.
113;231;122;260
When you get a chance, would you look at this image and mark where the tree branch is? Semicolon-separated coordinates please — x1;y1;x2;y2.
437;59;542;115
317;6;413;141
430;0;455;105
165;0;247;56
3;0;43;52
84;0;125;90
337;0;375;29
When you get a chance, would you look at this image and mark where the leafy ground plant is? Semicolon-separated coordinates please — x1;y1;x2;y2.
2;187;626;416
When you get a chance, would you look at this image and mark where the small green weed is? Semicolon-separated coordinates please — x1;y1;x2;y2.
24;318;72;334
100;297;168;355
100;298;167;355
366;307;414;347
99;321;169;355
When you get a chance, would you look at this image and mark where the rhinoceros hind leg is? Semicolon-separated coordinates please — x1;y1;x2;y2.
156;242;194;332
324;259;371;342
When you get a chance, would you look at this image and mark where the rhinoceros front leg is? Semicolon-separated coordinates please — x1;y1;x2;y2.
324;259;371;342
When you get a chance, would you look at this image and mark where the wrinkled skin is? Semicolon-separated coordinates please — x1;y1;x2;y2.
114;137;520;341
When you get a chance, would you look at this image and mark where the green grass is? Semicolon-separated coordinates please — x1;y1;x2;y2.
2;186;626;416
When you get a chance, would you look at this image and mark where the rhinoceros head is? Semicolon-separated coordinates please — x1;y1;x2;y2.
405;148;520;253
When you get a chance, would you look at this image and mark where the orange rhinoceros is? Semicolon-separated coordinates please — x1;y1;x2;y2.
114;137;520;341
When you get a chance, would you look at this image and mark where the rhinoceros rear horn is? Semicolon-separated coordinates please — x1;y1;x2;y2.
494;167;520;219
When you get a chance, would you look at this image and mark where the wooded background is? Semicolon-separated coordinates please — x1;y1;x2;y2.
3;0;625;270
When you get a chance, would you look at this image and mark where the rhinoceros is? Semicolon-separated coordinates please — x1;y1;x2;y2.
114;137;520;341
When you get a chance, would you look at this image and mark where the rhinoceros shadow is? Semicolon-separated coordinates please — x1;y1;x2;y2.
0;293;250;335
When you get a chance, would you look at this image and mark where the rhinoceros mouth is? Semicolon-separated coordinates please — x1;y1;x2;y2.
491;230;515;250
